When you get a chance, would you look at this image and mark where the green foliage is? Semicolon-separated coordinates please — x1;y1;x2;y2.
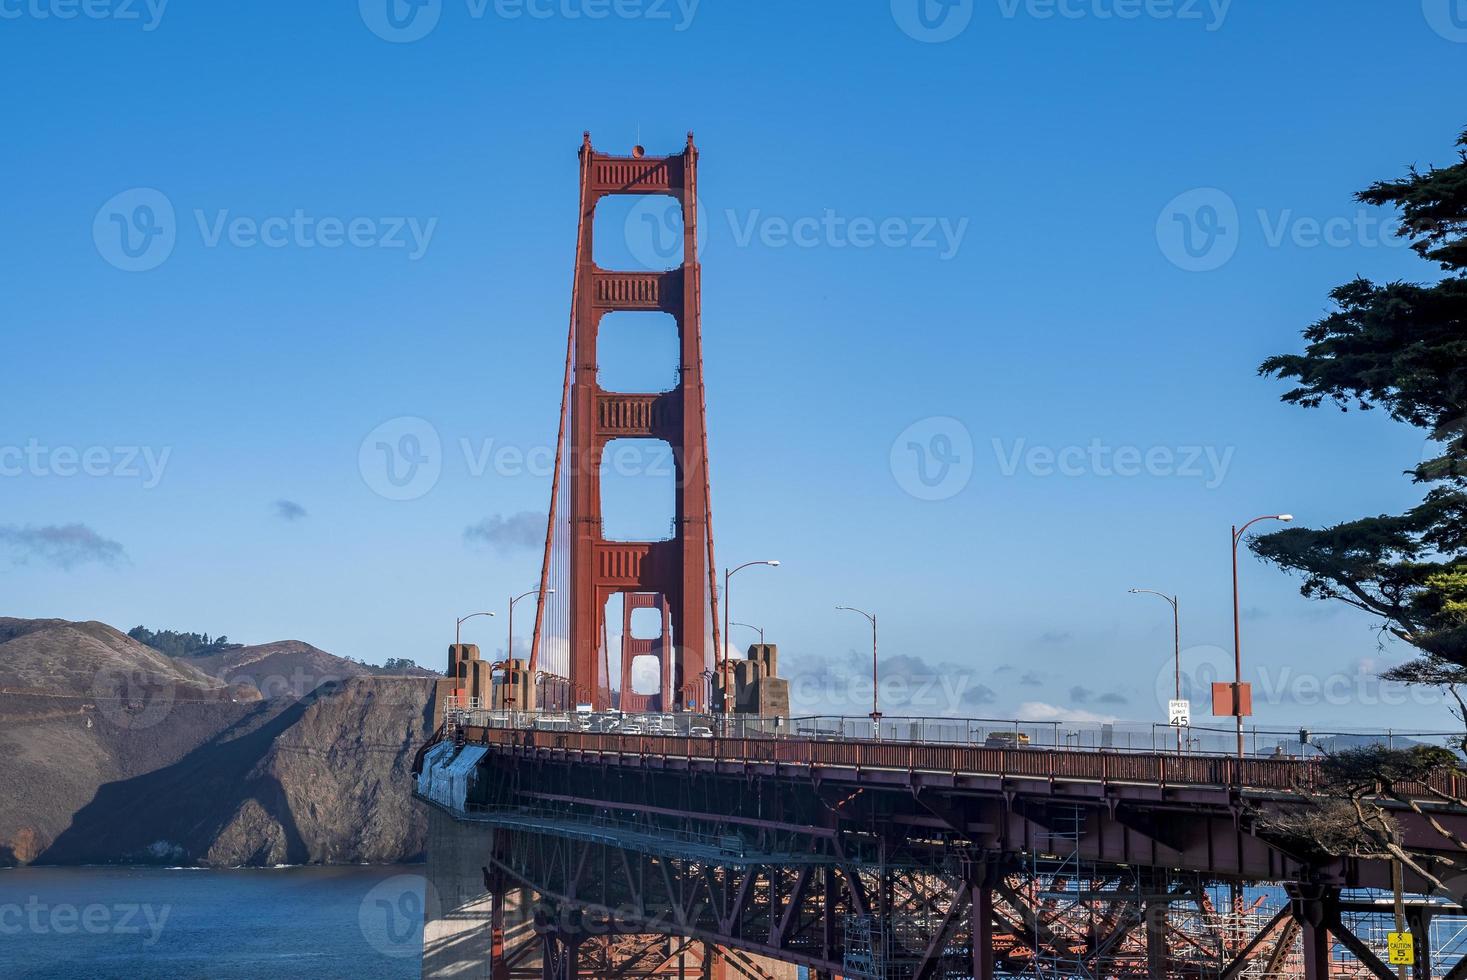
381;657;419;672
1255;128;1467;670
128;626;242;658
1320;744;1459;794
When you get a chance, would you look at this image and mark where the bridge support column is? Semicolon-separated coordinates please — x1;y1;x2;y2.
420;804;494;979
972;881;995;980
1289;883;1335;980
1144;895;1169;978
1409;906;1433;979
490;876;507;980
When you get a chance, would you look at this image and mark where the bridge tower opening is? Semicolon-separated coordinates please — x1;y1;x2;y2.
528;134;721;713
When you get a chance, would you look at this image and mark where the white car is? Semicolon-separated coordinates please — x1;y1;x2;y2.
689;726;714;738
621;723;644;736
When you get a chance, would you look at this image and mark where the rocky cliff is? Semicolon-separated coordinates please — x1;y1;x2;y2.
0;618;436;867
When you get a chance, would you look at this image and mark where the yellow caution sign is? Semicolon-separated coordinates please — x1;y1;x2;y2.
1388;931;1415;966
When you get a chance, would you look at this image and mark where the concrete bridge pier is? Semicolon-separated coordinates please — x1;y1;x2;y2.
421;804;536;979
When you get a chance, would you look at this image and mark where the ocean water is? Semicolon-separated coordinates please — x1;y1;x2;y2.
0;865;428;980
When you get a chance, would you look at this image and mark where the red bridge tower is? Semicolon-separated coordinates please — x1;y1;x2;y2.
529;134;721;713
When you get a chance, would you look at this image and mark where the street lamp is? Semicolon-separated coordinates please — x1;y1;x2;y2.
455;611;496;648
722;560;780;713
731;622;765;646
1129;589;1181;752
1231;514;1293;759
508;588;554;667
836;605;880;734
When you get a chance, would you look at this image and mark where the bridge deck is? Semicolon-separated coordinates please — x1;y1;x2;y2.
454;724;1465;801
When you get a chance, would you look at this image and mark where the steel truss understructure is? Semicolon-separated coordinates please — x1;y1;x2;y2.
413;723;1467;979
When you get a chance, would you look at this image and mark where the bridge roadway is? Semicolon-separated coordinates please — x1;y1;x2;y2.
417;716;1467;978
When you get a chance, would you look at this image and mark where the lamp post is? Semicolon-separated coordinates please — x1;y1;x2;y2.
1232;514;1293;759
508;588;554;668
836;605;880;735
722;560;780;713
455;611;496;648
1129;589;1181;752
731;622;765;646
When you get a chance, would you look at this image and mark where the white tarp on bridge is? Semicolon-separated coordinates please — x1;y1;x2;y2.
418;743;487;812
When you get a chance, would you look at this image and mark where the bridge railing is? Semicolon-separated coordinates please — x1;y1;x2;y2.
445;708;1462;760
457;721;1467;799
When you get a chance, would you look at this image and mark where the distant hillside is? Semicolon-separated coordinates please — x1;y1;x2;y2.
126;626;243;659
0;618;438;868
125;624;440;699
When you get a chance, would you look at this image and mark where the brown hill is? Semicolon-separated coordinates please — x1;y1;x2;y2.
0;618;436;867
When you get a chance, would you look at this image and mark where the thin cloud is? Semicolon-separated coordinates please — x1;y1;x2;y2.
273;500;308;522
465;511;544;554
0;524;126;570
1019;672;1043;687
1071;685;1127;706
1017;701;1119;725
1039;630;1073;644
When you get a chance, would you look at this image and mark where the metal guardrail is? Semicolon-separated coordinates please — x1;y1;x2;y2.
445;709;1463;758
447;716;1467;799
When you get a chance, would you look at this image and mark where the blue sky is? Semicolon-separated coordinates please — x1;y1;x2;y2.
2;1;1465;732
